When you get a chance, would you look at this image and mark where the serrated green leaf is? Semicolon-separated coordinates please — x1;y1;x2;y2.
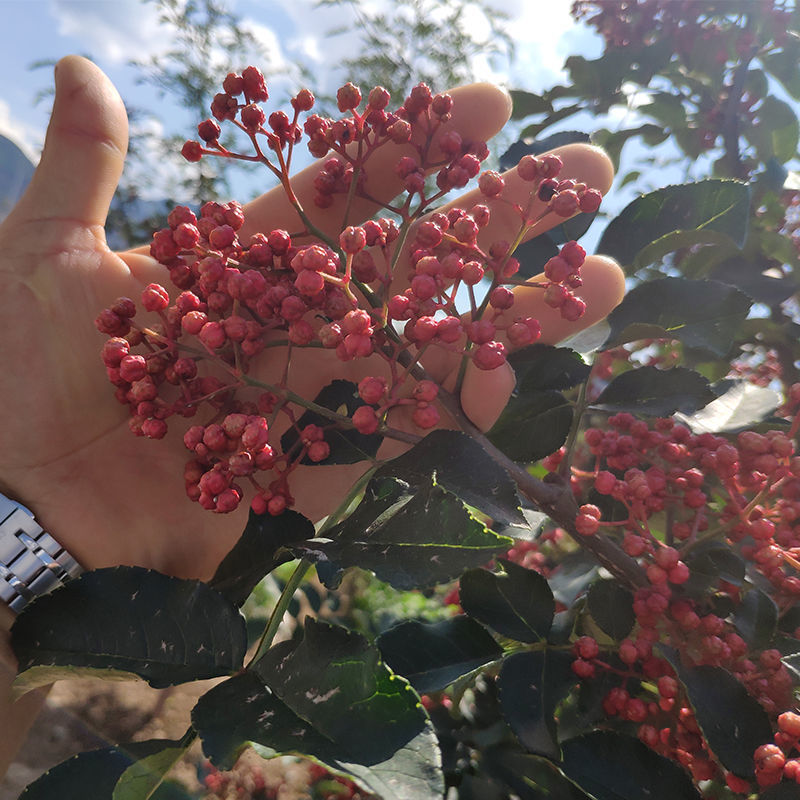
280;379;383;464
592;366;716;417
660;649;773;778
459;560;555;643
587;580;635;641
507;344;590;392
603;277;753;357
375;430;525;526
598;181;751;273
746;96;800;163
377;615;502;692
734;589;778;650
509;89;552;119
560;731;701;800
113;744;187;800
209;509;315;606
12;567;246;692
296;476;512;590
193;619;442;800
634;229;741;272
498;650;575;759
683;543;746;594
481;745;593;800
641;92;688;129
19;741;188;800
763;47;800;99
487;389;573;462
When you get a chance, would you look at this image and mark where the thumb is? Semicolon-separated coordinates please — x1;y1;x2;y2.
12;55;128;230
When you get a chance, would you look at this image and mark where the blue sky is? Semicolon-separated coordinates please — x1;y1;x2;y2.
1;0;600;176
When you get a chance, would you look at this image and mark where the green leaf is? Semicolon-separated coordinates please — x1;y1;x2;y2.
209;509;315;606
498;650;575;759
280;379;383;464
763;46;800;99
592;366;716;417
598;181;751;273
113;744;187;800
481;745;593;800
603;277;753;357
509;89;552;119
674;380;781;434
641;92;688;129
734;589;778;651
194;619;443;800
377;615;502;692
660;649;773;778
12;567;246;692
487;389;573;462
592;124;668;171
296;476;512;591
560;731;701;800
683;543;746;594
746;96;800;163
19;741;188;800
634;229;741;272
459;560;555;643
587;580;635;641
375;429;525;526
486;346;589;463
507;344;591;392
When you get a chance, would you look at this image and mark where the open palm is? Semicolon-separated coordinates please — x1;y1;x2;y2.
0;56;623;580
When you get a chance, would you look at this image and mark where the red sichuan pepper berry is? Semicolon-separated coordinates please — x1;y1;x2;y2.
97;66;609;518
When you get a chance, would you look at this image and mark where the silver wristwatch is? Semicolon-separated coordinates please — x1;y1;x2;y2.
0;493;83;613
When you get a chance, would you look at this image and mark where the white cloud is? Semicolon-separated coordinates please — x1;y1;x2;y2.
49;0;172;64
0;99;44;164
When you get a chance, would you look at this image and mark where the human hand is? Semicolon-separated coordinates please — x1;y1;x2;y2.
0;56;623;582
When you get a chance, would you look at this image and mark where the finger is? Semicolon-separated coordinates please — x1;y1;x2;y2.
459;255;626;430
10;56;128;231
238;83;513;240
435;142;614;255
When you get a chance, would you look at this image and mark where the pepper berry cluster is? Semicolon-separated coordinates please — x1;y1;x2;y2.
96;66;600;516
529;401;800;790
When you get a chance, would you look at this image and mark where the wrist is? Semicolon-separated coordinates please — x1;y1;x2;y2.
0;493;83;615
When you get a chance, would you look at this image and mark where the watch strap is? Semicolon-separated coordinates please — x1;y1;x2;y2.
0;494;83;613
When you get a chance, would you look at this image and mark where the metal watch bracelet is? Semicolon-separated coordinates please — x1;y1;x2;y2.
0;493;83;613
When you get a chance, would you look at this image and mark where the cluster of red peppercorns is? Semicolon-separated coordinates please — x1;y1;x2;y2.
200;759;275;799
96;66;600;516
752;711;800;788
549;402;800;790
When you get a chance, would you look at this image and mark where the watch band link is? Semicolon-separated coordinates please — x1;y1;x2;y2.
0;497;83;613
